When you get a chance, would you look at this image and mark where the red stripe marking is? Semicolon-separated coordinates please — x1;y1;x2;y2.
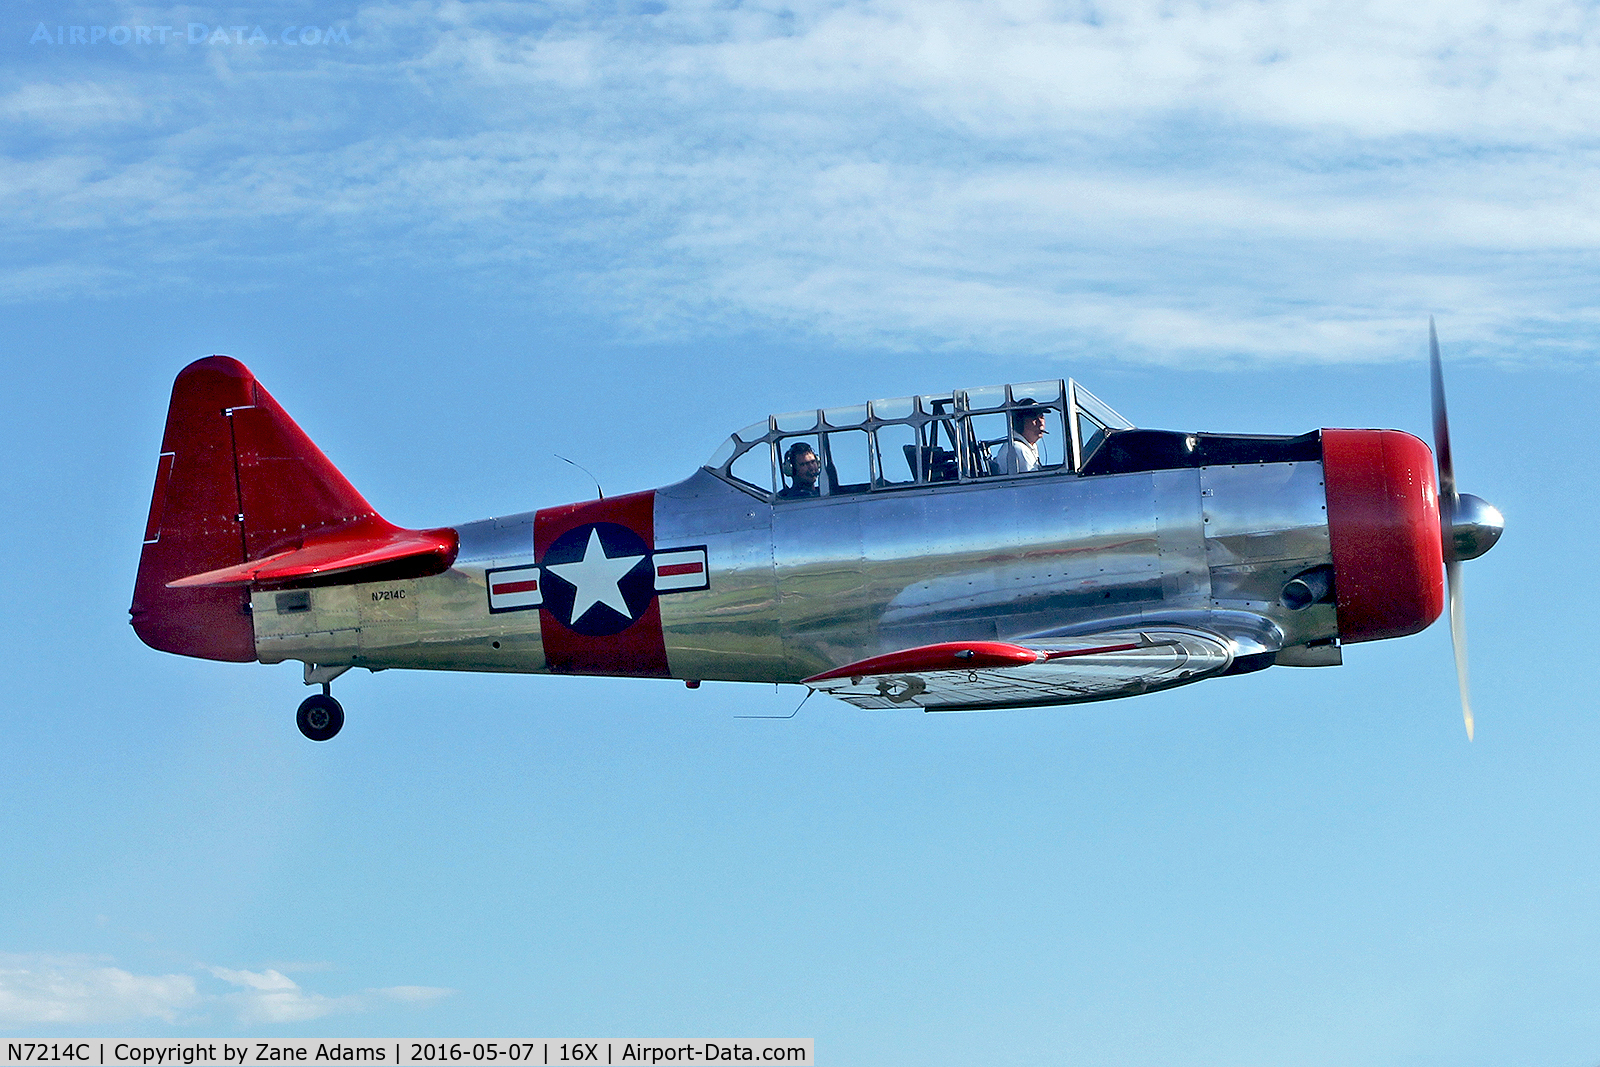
656;561;704;577
492;579;539;595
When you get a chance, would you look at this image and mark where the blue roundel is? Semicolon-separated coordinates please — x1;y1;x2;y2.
539;522;654;636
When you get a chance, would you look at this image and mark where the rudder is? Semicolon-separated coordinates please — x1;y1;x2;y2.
129;356;388;662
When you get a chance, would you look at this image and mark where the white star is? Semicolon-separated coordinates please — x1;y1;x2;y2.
545;527;647;624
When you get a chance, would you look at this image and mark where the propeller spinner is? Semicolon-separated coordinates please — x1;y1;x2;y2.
1429;318;1505;740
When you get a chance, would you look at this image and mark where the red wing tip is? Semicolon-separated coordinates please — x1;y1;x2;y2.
805;641;1043;684
804;638;1161;685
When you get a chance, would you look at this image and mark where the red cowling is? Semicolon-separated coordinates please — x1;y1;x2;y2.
1321;428;1444;644
130;357;457;662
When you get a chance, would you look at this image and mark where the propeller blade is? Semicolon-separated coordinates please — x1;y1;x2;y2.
1429;316;1457;516
1447;559;1472;740
1431;319;1472;739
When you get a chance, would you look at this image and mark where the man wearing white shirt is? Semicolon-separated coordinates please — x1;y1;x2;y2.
990;402;1049;475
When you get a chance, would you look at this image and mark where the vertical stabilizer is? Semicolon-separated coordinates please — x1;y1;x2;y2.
130;356;382;662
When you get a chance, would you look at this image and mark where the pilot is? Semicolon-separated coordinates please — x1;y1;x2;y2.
779;442;822;498
990;401;1048;475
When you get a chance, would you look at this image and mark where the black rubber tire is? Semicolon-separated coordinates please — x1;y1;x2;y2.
296;693;345;742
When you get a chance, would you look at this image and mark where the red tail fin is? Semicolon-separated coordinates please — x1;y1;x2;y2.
130;357;457;662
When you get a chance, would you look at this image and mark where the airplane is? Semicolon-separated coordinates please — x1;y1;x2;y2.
130;323;1503;742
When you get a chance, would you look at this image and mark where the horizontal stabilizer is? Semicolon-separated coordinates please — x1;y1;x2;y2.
168;519;458;589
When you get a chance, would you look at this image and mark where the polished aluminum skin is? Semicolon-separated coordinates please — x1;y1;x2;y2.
806;626;1237;710
1448;493;1504;562
253;377;1341;709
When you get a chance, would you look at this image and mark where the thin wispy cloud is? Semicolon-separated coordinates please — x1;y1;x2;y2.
206;966;452;1026
0;955;198;1027
4;0;1598;361
0;955;451;1029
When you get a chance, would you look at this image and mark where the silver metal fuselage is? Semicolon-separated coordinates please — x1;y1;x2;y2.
251;459;1338;694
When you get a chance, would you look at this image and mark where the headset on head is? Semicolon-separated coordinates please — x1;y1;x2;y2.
782;441;817;479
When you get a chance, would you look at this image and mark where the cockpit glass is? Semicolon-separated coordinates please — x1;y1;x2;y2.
1070;381;1133;431
968;412;1009;475
870;396;914;420
775;435;821;498
707;378;1133;497
707;420;771;469
706;436;737;469
730;440;774;492
824;429;871;494
962;385;1007;412
1068;379;1133;467
873;423;920;486
774;410;819;433
1011;379;1064;405
1077;411;1109;463
821;404;868;428
1038;409;1066;468
970;407;1068;475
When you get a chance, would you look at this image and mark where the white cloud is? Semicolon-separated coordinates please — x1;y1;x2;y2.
206;966;451;1026
0;82;146;126
0;956;452;1030
378;986;453;1005
0;955;198;1027
3;0;1598;362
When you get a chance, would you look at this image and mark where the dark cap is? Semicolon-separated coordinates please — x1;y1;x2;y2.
1011;398;1046;428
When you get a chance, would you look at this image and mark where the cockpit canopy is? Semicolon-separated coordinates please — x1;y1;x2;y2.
705;378;1134;500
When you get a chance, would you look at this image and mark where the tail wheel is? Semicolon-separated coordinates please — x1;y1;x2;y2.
296;693;345;742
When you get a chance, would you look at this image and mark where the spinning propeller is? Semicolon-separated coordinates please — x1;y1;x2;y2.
1428;318;1504;740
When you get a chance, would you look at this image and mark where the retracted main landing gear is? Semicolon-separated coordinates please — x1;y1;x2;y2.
297;663;350;742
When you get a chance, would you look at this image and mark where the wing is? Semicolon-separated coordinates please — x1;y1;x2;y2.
802;628;1236;710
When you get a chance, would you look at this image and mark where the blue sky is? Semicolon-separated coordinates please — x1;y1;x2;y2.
2;0;1597;1062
